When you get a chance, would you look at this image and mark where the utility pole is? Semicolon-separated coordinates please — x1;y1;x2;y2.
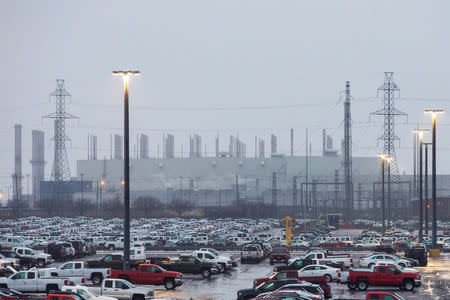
379;154;386;236
293;176;297;216
305;128;309;217
413;130;428;241
343;81;353;217
387;159;391;227
424;142;431;236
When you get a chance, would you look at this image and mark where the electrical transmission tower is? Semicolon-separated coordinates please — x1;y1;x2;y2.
44;79;78;181
343;81;353;214
370;72;407;178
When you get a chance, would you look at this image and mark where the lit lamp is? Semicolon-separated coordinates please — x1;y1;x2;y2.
424;110;443;251
113;70;140;270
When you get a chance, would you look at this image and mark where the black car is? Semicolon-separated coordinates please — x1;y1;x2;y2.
405;243;427;266
46;242;68;262
0;250;36;270
237;279;300;300
159;255;216;278
69;240;86;258
274;258;314;272
373;243;396;254
86;254;141;270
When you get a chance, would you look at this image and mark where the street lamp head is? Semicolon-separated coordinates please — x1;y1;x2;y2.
378;153;389;160
425;110;444;119
100;180;105;185
112;71;140;76
412;129;429;138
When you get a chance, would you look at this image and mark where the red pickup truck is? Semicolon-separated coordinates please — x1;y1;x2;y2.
253;270;331;298
270;247;290;265
111;263;183;290
365;292;406;300
347;265;421;291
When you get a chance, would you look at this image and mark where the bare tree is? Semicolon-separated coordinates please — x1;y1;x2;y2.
134;196;162;216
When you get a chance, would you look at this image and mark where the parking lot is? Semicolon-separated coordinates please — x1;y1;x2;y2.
44;250;450;300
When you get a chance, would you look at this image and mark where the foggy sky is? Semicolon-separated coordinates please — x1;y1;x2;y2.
1;0;450;191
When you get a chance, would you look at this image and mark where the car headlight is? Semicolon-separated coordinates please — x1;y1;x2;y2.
148;291;154;296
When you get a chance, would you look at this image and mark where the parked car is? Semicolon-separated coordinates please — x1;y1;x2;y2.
358;254;411;268
111;264;182;290
404;243;427;266
13;247;53;267
157;255;217;279
0;269;69;293
241;244;264;264
193;250;235;272
0;288;29;300
0;251;36;270
346;265;421;291
270;247;290;265
237;279;300;300
56;261;111;285
61;285;117;300
89;279;154;300
298;265;339;282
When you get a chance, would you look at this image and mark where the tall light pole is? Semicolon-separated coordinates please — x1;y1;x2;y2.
424;142;431;236
425;110;443;250
113;70;140;270
387;157;392;227
26;174;30;205
378;154;388;236
412;129;428;242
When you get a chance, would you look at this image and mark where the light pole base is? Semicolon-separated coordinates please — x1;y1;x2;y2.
429;249;440;257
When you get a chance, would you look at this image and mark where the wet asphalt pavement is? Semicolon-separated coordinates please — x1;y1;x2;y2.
47;250;450;300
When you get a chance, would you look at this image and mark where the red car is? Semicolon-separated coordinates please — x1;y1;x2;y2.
111;263;182;290
270;247;290;265
366;291;406;300
347;265;421;291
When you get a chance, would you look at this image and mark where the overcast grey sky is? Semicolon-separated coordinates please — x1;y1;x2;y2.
1;0;450;190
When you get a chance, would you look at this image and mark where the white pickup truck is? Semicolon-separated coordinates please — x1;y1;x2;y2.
90;279;154;300
37;267;86;286
0;269;68;293
62;285;118;300
193;250;235;272
303;251;353;267
57;261;111;285
13;247;53;267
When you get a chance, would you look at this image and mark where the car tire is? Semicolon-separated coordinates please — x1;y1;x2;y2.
357;280;368;291
324;274;332;282
164;279;175;290
21;262;31;270
202;269;212;278
37;259;45;267
108;245;115;251
403;279;415;291
217;264;225;273
219;263;226;272
368;263;374;268
91;274;103;285
399;263;406;268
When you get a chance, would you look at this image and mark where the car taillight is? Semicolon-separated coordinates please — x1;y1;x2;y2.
107;269;110;274
341;266;344;271
64;280;68;285
350;258;353;262
82;278;85;283
326;287;330;293
338;272;341;277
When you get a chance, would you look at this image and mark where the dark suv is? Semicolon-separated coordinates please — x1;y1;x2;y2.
405;243;427;266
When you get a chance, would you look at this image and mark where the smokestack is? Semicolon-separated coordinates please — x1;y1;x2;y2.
322;129;326;156
92;135;97;160
14;124;22;201
271;134;277;154
216;134;219;157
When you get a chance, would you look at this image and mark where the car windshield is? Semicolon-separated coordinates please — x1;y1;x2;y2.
273;248;287;253
392;293;406;300
122;280;135;288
